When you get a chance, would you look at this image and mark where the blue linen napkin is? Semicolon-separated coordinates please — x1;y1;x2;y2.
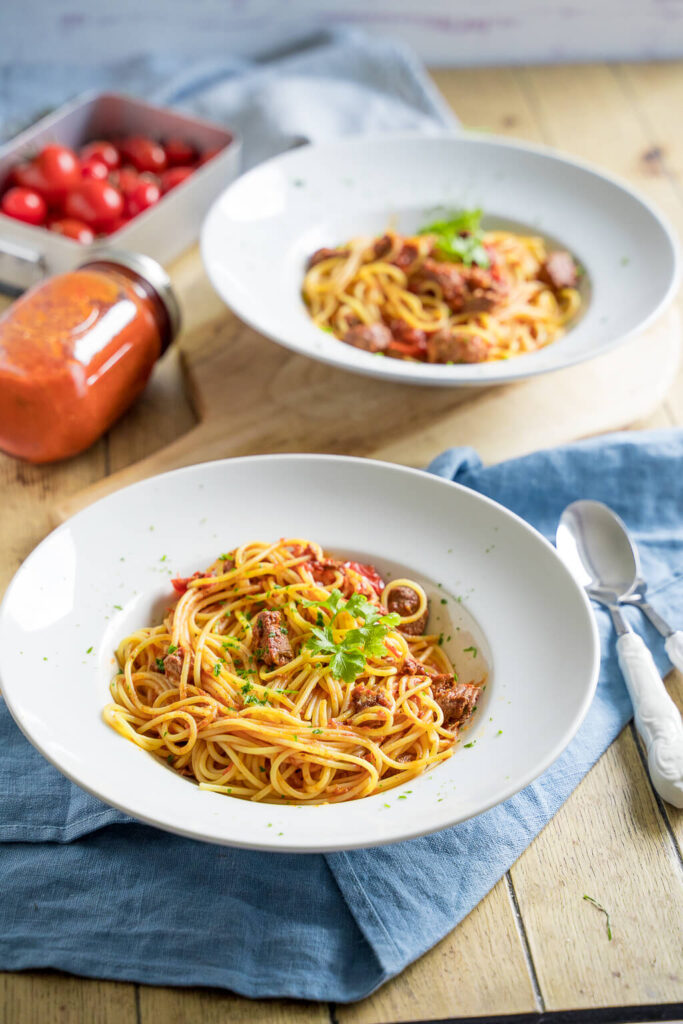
1;428;681;1002
0;27;457;165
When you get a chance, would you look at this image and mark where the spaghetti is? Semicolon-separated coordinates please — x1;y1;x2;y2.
302;210;582;364
104;538;484;804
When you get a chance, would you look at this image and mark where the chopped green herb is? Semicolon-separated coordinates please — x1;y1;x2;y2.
113;604;123;611
583;894;613;940
620;256;630;266
168;643;177;654
464;741;475;748
86;646;93;654
160;555;167;562
304;589;400;684
166;754;174;764
398;795;407;800
496;729;503;736
213;661;224;677
437;633;444;646
463;645;478;657
312;729;323;735
156;657;166;673
43;656;48;661
440;598;447;605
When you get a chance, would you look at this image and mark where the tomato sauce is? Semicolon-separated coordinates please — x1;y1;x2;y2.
0;255;179;463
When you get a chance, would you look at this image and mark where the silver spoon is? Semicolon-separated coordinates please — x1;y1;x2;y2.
557;499;683;808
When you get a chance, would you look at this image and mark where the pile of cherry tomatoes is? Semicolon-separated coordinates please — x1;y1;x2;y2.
0;137;222;243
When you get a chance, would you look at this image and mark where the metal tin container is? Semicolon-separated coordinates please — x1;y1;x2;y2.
0;91;241;292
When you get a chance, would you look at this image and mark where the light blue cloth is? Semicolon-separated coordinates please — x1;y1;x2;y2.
0;428;681;1001
0;28;457;165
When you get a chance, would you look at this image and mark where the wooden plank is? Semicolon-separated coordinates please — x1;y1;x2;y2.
615;62;683;183
430;68;544;142
106;345;195;474
336;879;538;1024
613;62;683;430
0;971;137;1024
138;987;329;1024
0;442;108;594
504;61;683;1011
510;726;683;1009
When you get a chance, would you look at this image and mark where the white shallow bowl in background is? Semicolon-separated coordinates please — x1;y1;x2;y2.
201;133;679;387
0;455;599;851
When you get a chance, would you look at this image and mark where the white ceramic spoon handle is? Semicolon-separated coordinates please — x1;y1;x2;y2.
665;630;683;674
617;632;683;808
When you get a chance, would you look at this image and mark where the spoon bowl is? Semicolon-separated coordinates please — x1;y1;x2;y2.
556;500;640;600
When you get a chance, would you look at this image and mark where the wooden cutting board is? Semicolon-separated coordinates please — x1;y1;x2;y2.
57;245;681;521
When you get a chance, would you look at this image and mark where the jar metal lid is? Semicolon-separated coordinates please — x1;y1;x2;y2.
79;248;182;341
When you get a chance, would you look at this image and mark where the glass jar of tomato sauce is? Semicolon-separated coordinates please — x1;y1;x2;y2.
0;251;180;463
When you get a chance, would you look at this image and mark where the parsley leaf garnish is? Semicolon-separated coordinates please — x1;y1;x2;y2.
418;208;490;268
304;591;400;684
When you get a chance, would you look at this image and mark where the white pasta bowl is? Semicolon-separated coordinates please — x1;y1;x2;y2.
201;133;679;387
0;455;599;851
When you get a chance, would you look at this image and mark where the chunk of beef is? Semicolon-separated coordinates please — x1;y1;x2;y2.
426;329;490;365
350;684;391;714
430;675;479;730
402;653;434;676
389;318;428;357
539;250;578;291
411;259;506;314
372;234;394;260
411;258;466;309
308;246;348;269
253;609;293;667
309;557;342;587
460;265;508;313
344;322;393;353
387;585;429;636
163;646;194;684
393;242;421;273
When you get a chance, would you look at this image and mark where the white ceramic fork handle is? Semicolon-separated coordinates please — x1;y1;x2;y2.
665;631;683;674
617;633;683;808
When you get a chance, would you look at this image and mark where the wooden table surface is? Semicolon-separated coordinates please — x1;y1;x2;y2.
2;62;683;1024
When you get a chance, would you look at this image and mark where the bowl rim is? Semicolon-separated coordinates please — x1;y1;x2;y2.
200;130;681;389
0;453;601;851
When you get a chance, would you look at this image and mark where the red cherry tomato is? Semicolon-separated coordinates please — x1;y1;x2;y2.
102;215;132;235
197;147;222;166
47;217;95;244
118;136;166;174
64;180;124;230
80;140;120;170
124;178;160;217
81;157;109;181
159;166;194;193
15;144;81;204
109;167;140;192
343;561;385;597
1;186;47;226
164;138;196;166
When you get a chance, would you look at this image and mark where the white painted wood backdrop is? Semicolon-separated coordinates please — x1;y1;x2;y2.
4;0;683;66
